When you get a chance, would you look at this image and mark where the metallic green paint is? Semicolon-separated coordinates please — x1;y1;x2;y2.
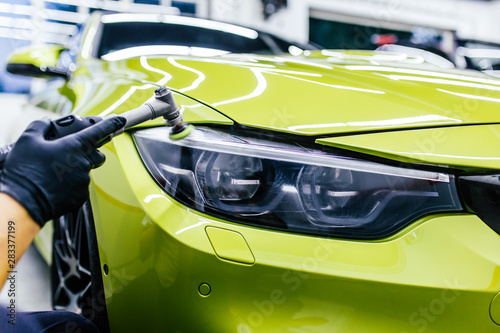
81;53;500;136
89;134;500;332
81;47;500;330
317;125;500;170
7;44;65;69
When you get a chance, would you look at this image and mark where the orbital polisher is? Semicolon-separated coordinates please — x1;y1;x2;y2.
0;87;193;168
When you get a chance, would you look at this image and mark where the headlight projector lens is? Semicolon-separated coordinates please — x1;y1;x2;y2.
135;126;462;239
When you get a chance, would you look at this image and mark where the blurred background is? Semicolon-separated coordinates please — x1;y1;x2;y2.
0;0;500;93
2;0;500;96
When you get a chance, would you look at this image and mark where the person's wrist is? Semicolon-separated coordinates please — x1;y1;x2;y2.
0;174;50;227
0;193;40;232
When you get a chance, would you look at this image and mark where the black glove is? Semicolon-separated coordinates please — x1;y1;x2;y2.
0;144;12;169
0;116;126;227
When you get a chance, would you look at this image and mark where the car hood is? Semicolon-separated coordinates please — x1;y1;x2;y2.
71;51;500;169
76;50;500;137
318;124;500;170
90;50;500;136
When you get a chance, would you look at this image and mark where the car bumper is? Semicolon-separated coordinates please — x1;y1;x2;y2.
89;133;500;332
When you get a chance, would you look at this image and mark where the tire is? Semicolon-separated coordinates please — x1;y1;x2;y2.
52;200;110;332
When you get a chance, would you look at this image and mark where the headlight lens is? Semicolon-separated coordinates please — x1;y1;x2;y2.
134;127;462;239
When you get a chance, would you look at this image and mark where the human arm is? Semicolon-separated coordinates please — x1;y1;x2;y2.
0;116;125;288
0;193;40;283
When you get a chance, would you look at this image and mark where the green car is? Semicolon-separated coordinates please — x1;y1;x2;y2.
7;11;500;333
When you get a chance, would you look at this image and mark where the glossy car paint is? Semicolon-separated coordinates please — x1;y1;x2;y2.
83;59;500;331
91;133;500;332
71;52;500;136
7;13;500;332
7;44;64;69
319;125;500;170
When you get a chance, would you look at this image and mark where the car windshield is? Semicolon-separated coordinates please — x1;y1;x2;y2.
97;17;291;59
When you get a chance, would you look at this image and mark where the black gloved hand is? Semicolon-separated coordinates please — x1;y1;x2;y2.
0;116;126;227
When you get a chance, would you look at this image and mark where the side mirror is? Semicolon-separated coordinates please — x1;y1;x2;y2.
6;44;69;79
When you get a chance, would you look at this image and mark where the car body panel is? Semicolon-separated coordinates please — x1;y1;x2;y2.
73;53;500;137
65;66;233;126
89;133;500;332
7;44;65;69
318;124;500;170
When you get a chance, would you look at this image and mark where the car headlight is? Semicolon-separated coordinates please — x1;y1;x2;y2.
134;127;462;239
